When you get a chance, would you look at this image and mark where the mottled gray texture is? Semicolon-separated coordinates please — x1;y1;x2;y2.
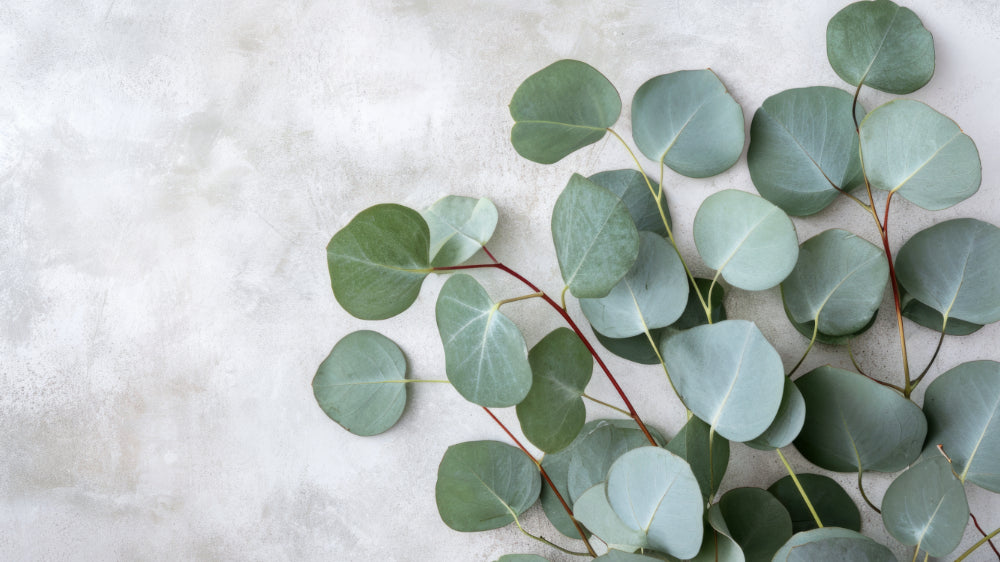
2;1;998;560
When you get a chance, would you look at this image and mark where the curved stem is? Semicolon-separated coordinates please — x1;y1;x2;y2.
512;514;591;557
857;469;881;514
496;292;544;308
788;322;818;377
776;449;823;528
847;338;870;378
955;527;1000;562
583;393;631;417
970;511;1000;559
910;329;946;389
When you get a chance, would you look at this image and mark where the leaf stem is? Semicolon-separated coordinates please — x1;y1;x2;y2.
787;321;818;377
910;328;946;389
911;545;920;562
970;511;1000;559
955;526;1000;562
582;394;631;417
495;292;544;308
857;469;881;514
776;448;823;528
512;513;592;557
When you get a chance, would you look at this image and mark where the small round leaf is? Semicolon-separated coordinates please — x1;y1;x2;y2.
574;483;647;552
422;196;498;267
716;488;793;562
772;528;895;562
882;455;969;557
768;473;861;533
588;169;670;235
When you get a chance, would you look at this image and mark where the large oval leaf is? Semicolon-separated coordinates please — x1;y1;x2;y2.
772;528;895;562
794;366;927;472
860;100;981;210
574;483;647;552
693;190;799;291
435;274;532;407
748;86;864;216
661;320;785;442
923;360;1000;492
327;204;430;320
435;440;541;532
666;415;730;502
745;377;806;451
589;169;669;236
882;455;969;557
715;488;793;562
312;330;408;436
768;473;861;533
422;196;498;267
895;219;1000;326
827;0;934;94
509;60;621;164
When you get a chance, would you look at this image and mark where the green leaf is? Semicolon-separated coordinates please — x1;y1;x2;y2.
772;528;895;562
435;274;532;407
826;0;934;94
860;100;981;210
745;378;806;451
768;473;861;533
693;190;799;291
594;328;664;366
516;328;592;453
781;229;888;337
327;204;430;320
580;232;688;338
715;488;793;562
748;86;865;216
588;169;670;235
895;218;1000;326
552;174;640;298
923;360;1000;492
690;519;745;562
606;447;704;558
312;330;409;436
882;455;969;557
666;416;730;502
632;70;745;178
422;196;498;267
794;366;926;472
661;320;785;442
901;289;982;336
574;483;648;552
595;552;664;562
783;294;879;346
435;440;541;532
510;60;621;164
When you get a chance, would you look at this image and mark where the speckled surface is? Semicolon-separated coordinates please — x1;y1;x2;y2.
2;1;999;560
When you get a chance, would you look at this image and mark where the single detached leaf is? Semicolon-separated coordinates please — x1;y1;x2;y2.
588;169;670;235
794;366;927;472
895;219;1000;326
923;360;1000;492
716;488;793;562
781;229;888;337
312;330;408;436
748;86;865;216
666;415;730;502
745;378;806;451
827;0;934;94
552;173;640;298
510;60;621;164
516;328;592;453
327;204;430;320
693;190;799;291
422;196;498;267
661;320;785;442
901;289;982;336
882;455;969;557
574;483;647;552
435;274;532;407
435;440;541;532
860;100;981;210
768;473;861;533
772;528;895;562
632;70;745;178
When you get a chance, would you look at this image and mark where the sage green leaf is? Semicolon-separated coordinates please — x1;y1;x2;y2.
794;366;926;472
693;190;799;291
435;274;532;407
666;415;730;502
312;330;408;436
632;70;745;178
923;360;1000;492
552;174;640;298
422;196;498;267
826;0;934;94
516;328;592;453
327;204;430;320
860;100;981;210
496;556;548;562
895;219;1000;325
768;473;861;533
574;483;647;552
606;447;704;558
716;488;793;562
690;519;744;562
882;455;969;557
784;293;879;346
580;232;688;338
781;229;888;337
435;440;541;532
748;87;865;216
745;378;806;451
661;320;785;442
772;528;896;562
595;552;664;562
589;169;669;235
901;289;982;336
594;327;664;365
509;60;621;164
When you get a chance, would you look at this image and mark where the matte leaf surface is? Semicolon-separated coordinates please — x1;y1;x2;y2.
772;528;895;562
589;169;669;235
882;455;968;556
595;552;663;562
716;488;793;562
745;377;806;451
901;289;982;336
690;519;745;562
574;483;647;552
768;473;861;533
422;196;498;267
666;415;730;502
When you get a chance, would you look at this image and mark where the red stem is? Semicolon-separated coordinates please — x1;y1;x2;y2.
970;511;1000;559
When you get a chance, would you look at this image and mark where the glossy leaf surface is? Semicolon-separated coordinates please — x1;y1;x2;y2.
422;196;498;267
666;415;730;502
768;473;861;533
772;528;895;562
716;488;793;562
745;378;806;451
589;169;669;235
882;455;968;556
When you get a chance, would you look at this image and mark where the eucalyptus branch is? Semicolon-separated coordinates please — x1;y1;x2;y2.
970;511;1000;559
955;527;1000;562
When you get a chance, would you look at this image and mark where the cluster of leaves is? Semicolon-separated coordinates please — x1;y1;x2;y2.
314;1;1000;560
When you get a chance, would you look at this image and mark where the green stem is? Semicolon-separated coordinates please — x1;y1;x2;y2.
583;394;631;416
954;527;1000;562
512;513;591;557
911;545;920;562
857;469;881;514
787;321;818;377
776;449;823;528
496;292;544;308
910;327;946;390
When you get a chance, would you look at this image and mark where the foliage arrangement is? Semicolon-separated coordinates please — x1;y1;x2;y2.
315;1;1000;560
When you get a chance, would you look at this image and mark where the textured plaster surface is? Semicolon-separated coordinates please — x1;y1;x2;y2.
2;1;999;560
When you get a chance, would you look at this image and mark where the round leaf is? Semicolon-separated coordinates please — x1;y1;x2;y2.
716;488;793;562
588;169;670;235
690;520;745;562
882;455;969;557
693;190;799;291
435;274;532;407
435;440;541;532
772;528;895;562
574;483;647;552
666;415;730;502
661;320;785;442
327;204;430;320
768;473;861;533
510;60;621;164
901;289;982;336
745;378;806;451
783;292;880;346
594;327;665;366
827;0;934;94
632;70;745;178
422;196;498;267
312;330;408;436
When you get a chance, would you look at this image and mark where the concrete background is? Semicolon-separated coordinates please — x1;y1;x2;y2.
2;0;999;560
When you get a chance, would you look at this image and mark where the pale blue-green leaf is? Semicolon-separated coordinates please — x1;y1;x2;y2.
595;552;664;562
422;196;498;267
768;473;861;533
901;289;982;336
665;415;730;502
690;519;744;562
574;483;647;552
772;528;896;562
783;293;879;346
882;455;968;556
716;488;793;562
745;378;806;451
589;169;669;235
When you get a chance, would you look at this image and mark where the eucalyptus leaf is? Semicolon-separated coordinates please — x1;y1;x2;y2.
327;204;430;320
693;190;799;291
665;415;730;502
901;289;982;336
745;378;806;451
784;294;879;346
690;520;744;562
312;330;408;436
595;552;664;562
594;328;665;366
589;169;669;235
772;528;896;562
435;274;532;407
882;455;969;557
574;483;647;552
768;473;861;533
716;488;793;562
510;59;621;164
422;196;498;267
